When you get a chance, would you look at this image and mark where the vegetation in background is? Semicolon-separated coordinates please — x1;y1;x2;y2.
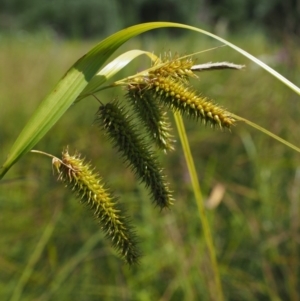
0;0;299;39
0;25;299;301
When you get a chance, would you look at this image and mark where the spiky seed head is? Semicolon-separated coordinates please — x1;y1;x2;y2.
149;76;235;129
126;88;175;152
96;101;174;209
126;52;235;130
54;149;140;265
150;55;197;80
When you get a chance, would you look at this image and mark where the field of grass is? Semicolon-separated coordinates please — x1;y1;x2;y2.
0;30;300;301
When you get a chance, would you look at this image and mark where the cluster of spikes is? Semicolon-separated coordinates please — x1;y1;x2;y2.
52;54;237;265
127;54;235;129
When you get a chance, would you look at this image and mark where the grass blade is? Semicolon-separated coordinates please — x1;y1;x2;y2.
78;49;157;99
173;112;224;301
233;114;300;153
10;212;60;301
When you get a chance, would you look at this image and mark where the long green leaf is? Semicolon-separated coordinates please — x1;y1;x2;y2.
77;49;157;99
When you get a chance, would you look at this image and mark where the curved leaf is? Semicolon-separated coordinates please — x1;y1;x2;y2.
78;49;157;99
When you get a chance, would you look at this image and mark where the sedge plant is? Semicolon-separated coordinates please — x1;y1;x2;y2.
1;22;300;301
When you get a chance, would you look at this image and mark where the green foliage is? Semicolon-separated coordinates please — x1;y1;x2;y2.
0;0;299;38
0;0;122;38
210;0;300;36
0;32;299;300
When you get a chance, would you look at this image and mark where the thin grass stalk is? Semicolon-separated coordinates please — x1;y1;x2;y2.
37;232;104;301
10;212;60;301
173;112;224;301
232;114;300;153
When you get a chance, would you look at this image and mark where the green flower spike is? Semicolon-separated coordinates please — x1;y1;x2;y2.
54;150;140;265
127;88;175;152
149;76;235;129
127;55;234;129
150;55;196;80
96;101;173;209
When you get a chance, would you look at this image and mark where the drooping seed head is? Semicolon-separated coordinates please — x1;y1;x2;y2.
54;149;140;265
126;53;235;130
96;101;174;209
149;76;235;129
126;88;175;152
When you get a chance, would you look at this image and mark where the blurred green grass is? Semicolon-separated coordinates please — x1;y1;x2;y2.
0;31;299;301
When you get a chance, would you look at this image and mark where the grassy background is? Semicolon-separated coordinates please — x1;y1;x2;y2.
0;31;299;301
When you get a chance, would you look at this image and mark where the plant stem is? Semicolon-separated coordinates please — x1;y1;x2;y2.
10;212;60;301
232;114;300;153
173;112;224;301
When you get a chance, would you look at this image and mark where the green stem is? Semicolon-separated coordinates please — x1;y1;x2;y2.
173;112;224;301
37;231;104;301
233;114;300;153
10;212;60;301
